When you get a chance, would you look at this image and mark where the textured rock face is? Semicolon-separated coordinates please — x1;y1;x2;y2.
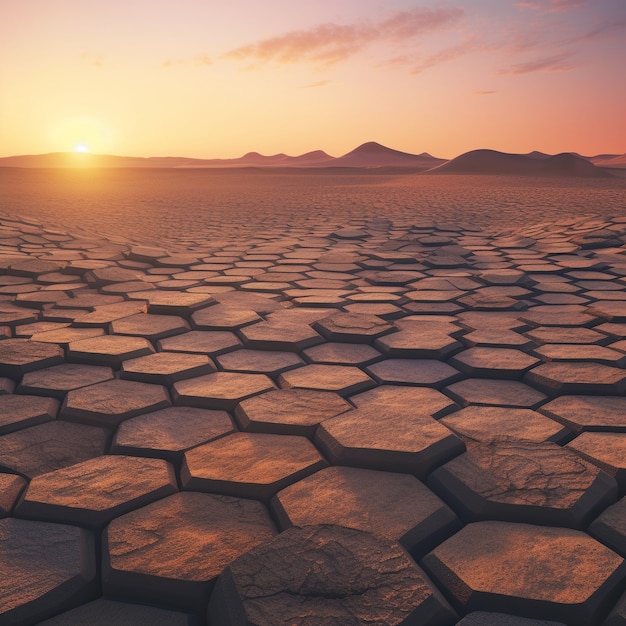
428;441;618;527
0;518;97;625
208;525;458;626
421;521;626;626
103;491;276;611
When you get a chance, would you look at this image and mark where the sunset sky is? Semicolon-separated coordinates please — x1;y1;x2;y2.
2;0;625;159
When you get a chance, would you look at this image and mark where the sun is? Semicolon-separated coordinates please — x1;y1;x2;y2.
74;143;90;153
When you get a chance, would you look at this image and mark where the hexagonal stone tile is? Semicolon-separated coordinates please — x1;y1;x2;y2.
181;432;327;500
460;328;533;349
216;349;304;376
450;348;539;380
441;406;572;445
111;406;235;463
524;326;609;345
130;289;215;315
18;363;114;399
158;330;242;355
589;496;626;558
567;433;626;492
445;378;548;408
519;309;597;328
16;455;177;528
375;326;463;359
61;379;171;427
272;465;460;558
239;319;324;352
0;393;58;434
0;473;26;517
302;341;382;365
120;352;215;385
366;359;462;388
234;388;351;437
103;491;275;610
0;421;108;478
278;364;376;396
421;521;626;625
208;525;458;626
352;384;459;417
532;343;626;366
0;339;64;379
428;441;617;528
111;313;189;340
456;613;565;626
539;395;626;433
0;518;97;625
191;304;261;330
588;301;626;322
67;335;155;367
312;312;393;343
315;405;464;478
37;598;202;626
71;301;149;327
173;372;275;410
524;362;626;395
29;326;105;346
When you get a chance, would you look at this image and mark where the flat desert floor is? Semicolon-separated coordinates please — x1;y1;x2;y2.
1;169;626;625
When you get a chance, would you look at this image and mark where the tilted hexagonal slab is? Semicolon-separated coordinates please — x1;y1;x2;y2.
302;341;382;365
130;289;215;315
450;348;540;380
0;420;108;478
16;455;177;528
428;441;617;528
278;364;376;396
173;372;275;410
0;393;58;434
103;491;276;611
445;378;548;408
111;313;189;340
181;432;327;500
587;301;626;322
421;521;626;625
524;362;626;395
315;405;465;478
208;525;458;626
271;466;460;558
120;351;215;385
111;407;235;463
539;395;626;432
18;363;114;399
532;343;626;366
67;335;155;367
441;406;572;445
216;349;304;376
239;319;324;352
567;432;626;492
589;496;626;558
191;304;261;330
0;518;97;625
37;598;202;626
61;379;171;427
0;473;26;517
158;330;242;355
375;326;463;359
234;388;351;436
0;339;64;379
366;359;462;388
313;312;393;343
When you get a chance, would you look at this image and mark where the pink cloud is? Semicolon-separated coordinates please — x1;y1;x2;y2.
411;38;485;74
225;7;464;66
498;51;579;74
515;0;587;12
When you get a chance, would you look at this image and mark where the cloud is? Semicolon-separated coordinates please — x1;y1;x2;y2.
162;55;212;69
515;0;587;12
224;7;464;67
411;38;484;74
498;50;579;74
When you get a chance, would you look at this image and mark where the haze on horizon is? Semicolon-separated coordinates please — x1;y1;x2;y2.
2;0;625;160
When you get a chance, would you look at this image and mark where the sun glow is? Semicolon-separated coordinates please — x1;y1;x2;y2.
74;144;89;153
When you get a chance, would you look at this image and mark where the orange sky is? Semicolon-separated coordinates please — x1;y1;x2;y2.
1;0;625;159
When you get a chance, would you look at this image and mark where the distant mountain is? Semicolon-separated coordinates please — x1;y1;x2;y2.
587;153;626;169
426;149;612;177
330;142;445;169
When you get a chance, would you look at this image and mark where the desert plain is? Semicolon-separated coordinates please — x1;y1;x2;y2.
1;163;626;625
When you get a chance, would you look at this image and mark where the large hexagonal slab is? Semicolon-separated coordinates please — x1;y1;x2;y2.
67;335;155;367
0;473;26;517
0;339;64;379
313;312;393;343
524;362;626;395
538;395;626;432
181;432;327;500
351;384;459;417
0;518;97;625
103;491;275;611
278;364;376;396
18;363;114;399
234;388;351;436
271;466;460;558
366;359;462;387
16;455;177;528
427;441;617;528
315;405;464;477
61;379;171;427
445;378;548;408
421;521;626;625
208;525;458;626
450;348;539;379
120;351;215;385
0;393;58;434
